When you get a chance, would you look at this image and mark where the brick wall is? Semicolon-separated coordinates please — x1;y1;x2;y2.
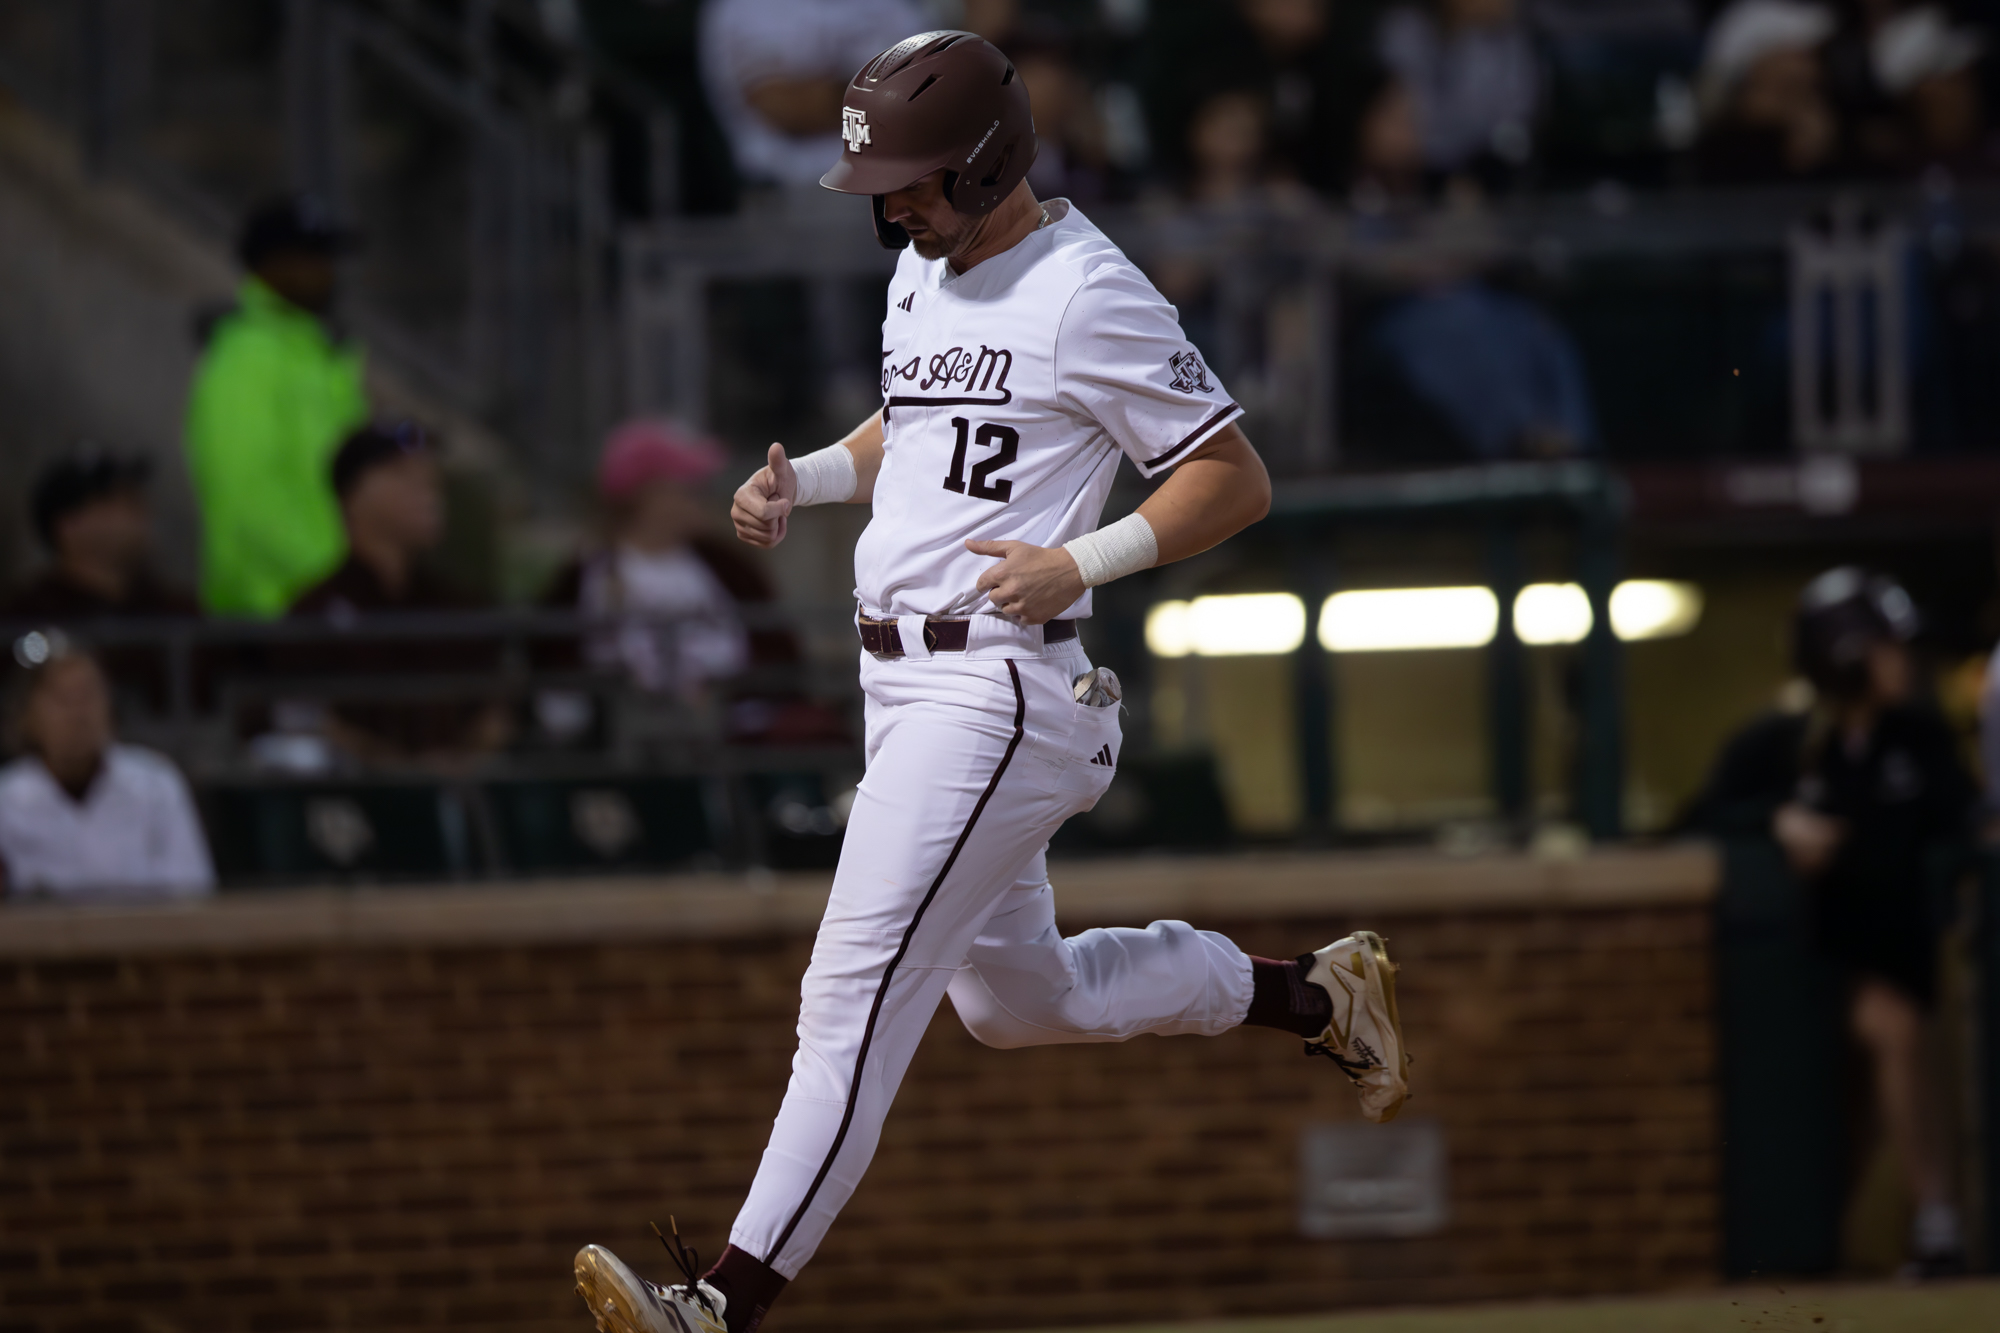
0;865;1717;1333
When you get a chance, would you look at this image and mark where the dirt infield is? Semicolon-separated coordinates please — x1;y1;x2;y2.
1021;1281;2000;1333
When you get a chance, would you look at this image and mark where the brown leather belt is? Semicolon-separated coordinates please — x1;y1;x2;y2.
858;614;1076;658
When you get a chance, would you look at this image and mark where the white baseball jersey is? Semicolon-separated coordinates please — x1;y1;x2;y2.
853;199;1242;620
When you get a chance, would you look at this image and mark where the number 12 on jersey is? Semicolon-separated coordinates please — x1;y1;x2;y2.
943;417;1018;503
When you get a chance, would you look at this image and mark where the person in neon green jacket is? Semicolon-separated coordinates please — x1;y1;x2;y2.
185;197;369;618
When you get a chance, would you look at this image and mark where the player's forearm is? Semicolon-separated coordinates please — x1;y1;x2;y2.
837;411;886;503
1134;424;1272;566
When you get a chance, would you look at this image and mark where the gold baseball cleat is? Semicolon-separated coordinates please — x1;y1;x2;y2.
1302;930;1410;1123
574;1223;727;1333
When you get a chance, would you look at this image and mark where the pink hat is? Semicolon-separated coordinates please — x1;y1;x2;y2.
597;418;728;501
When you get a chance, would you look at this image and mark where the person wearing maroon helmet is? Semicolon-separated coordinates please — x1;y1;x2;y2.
573;33;1409;1333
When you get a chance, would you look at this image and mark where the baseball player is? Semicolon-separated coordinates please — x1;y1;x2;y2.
575;32;1408;1333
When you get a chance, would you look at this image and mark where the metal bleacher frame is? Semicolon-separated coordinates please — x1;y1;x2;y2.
1;606;867;885
1259;460;1628;842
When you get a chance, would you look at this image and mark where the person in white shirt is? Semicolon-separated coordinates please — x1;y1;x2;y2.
576;418;753;694
699;0;926;190
572;33;1410;1333
0;642;214;900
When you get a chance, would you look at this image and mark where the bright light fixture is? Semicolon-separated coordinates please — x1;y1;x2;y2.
1149;580;1702;658
1509;581;1704;644
1611;579;1703;640
1318;587;1498;652
1191;593;1307;655
1513;583;1594;645
1145;600;1195;657
1145;594;1306;657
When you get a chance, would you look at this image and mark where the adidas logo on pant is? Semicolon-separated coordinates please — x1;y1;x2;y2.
1088;744;1114;767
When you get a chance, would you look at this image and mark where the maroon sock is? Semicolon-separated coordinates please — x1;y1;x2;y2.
1243;953;1332;1038
702;1245;787;1333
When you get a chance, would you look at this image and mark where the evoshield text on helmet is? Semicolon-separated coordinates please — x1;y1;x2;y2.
820;30;1038;250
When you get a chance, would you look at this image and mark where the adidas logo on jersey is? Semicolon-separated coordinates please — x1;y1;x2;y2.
896;292;915;313
1088;744;1115;767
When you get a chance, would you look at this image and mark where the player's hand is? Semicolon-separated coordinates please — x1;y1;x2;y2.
1773;802;1844;877
968;540;1086;625
732;443;797;548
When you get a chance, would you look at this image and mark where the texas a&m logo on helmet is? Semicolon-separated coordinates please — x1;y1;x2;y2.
842;107;872;153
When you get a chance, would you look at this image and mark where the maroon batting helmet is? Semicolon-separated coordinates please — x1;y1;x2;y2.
820;30;1038;250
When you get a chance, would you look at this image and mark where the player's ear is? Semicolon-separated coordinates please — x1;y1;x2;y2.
872;195;911;251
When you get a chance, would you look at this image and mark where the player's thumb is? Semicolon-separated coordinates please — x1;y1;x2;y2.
767;442;790;471
964;539;1012;557
767;441;798;492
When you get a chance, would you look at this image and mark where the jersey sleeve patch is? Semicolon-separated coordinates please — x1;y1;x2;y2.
1055;267;1244;479
1168;349;1216;394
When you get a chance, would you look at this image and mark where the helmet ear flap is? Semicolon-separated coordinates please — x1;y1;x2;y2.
872;195;910;251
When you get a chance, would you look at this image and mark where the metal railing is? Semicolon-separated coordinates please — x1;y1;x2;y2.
3;603;863;773
622;183;2000;475
0;0;676;487
4;604;870;882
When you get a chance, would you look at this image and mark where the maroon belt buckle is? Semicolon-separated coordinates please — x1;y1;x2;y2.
862;615;910;658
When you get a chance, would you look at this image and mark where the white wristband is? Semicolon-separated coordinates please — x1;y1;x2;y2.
1064;513;1158;588
790;444;858;507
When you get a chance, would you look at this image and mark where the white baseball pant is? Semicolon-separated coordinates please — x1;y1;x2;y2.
727;640;1254;1278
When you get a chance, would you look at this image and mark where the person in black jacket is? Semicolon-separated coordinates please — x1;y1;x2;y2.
1691;567;1973;1275
5;447;201;715
284;422;509;762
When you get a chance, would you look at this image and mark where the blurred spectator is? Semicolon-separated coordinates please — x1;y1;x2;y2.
1696;0;1841;180
1147;85;1319;368
544;420;799;696
962;0;1023;44
1371;281;1598;458
5;446;200;717
1186;89;1283;206
1691;569;1971;1277
1141;0;1389;196
1375;0;1543;184
295;424;455;619
541;420;844;747
6;446;195;621
1872;4;1989;171
1523;0;1704;179
698;0;926;192
1353;77;1429;204
283;424;508;763
1014;30;1114;204
0;641;213;900
185;195;368;618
